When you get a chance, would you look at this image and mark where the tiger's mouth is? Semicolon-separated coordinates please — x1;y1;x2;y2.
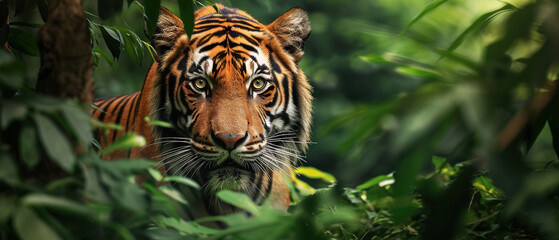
211;158;252;172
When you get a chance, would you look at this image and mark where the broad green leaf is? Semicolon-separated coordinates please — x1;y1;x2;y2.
101;171;147;212
0;55;26;89
148;167;163;181
22;194;99;219
0;153;18;185
295;166;336;183
14;207;62;240
61;104;93;145
431;156;447;171
20;125;40;168
95;158;155;174
33;113;76;172
403;0;449;33
0;197;15;224
159;185;188;204
102;132;146;154
83;165;111;203
178;0;195;37
99;26;122;59
357;174;394;190
162;175;200;189
217;190;260;216
292;175;316;195
1;101;27;129
144;0;161;37
7;27;39;56
154;216;221;234
98;0;123;19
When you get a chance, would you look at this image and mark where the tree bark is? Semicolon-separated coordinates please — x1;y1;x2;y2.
35;0;93;105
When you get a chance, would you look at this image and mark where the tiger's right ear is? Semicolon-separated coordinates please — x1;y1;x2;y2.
151;7;185;59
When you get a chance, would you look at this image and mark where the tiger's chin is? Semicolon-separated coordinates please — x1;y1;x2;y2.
203;159;255;193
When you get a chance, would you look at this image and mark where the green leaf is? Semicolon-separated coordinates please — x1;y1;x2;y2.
0;197;15;224
144;0;161;37
7;27;39;56
20;125;40;168
431;155;447;171
98;0;123;19
403;0;449;33
102;132;146;154
162;175;200;189
22;194;100;219
0;153;18;185
154;216;221;234
217;190;260;216
442;4;515;58
1;101;27;129
159;185;188;204
178;0;195;37
37;0;49;22
92;46;116;70
33;113;76;172
0;54;26;89
395;66;440;78
14;207;62;240
61;104;93;145
148;167;163;181
357;174;394;190
99;26;122;59
120;28;143;65
144;116;173;128
295;166;336;183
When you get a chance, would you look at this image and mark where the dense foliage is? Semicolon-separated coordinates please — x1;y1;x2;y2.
2;0;559;239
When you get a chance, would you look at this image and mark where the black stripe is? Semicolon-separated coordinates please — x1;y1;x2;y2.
111;94;134;143
95;97;119;121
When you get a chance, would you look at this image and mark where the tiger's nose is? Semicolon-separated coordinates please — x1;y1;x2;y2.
211;132;248;151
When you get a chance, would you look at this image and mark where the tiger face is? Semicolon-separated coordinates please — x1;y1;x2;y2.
148;5;311;212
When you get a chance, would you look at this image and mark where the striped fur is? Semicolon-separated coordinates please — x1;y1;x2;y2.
92;4;312;216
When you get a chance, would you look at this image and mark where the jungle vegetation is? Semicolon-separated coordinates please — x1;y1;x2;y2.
1;0;559;239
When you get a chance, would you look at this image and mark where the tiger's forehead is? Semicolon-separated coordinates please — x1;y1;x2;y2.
188;45;269;79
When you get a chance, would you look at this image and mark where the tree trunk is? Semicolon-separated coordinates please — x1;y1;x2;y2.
35;0;93;105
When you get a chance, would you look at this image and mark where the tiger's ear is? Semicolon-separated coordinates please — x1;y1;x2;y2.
267;8;311;63
151;7;185;59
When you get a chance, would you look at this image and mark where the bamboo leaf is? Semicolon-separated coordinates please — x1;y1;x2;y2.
7;27;39;56
178;0;195;37
144;0;161;37
442;4;515;58
403;0;449;33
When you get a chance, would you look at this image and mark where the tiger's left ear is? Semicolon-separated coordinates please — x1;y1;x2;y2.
268;8;311;63
151;7;185;61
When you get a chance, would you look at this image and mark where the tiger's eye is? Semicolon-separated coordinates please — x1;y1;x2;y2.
193;79;207;90
251;79;265;90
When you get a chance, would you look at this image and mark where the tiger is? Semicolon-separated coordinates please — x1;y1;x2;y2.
92;4;312;216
